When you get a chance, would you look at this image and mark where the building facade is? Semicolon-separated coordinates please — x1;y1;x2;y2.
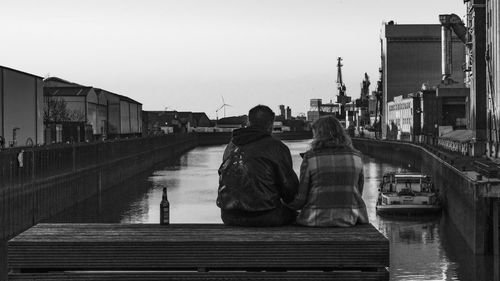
0;66;44;147
387;95;421;140
368;93;378;125
486;0;500;158
44;77;142;140
418;87;469;137
306;98;359;126
380;23;466;138
279;105;285;118
143;111;211;134
464;0;488;156
307;99;322;122
286;106;291;120
44;86;101;136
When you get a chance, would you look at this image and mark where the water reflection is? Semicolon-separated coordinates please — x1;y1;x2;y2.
46;139;495;281
439;215;494;281
377;216;456;281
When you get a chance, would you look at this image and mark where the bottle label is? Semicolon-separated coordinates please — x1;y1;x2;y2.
162;205;170;225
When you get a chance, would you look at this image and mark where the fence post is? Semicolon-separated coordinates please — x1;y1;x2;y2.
28;140;35;226
494;199;499;281
72;144;76;172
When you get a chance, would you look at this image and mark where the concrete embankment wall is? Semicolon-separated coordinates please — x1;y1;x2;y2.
353;138;493;254
0;133;203;241
197;132;231;146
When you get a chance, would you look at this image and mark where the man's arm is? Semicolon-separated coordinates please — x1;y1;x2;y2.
286;156;310;210
222;142;235;162
357;168;365;195
277;144;299;204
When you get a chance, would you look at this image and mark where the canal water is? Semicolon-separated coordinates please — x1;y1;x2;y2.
47;140;494;281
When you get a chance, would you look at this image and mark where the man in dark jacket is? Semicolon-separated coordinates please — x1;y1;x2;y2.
217;105;299;226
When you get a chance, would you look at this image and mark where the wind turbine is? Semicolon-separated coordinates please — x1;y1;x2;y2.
216;96;231;119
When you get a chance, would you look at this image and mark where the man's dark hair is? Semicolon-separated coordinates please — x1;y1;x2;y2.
248;105;275;130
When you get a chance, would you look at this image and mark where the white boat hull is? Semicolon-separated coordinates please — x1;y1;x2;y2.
376;204;442;216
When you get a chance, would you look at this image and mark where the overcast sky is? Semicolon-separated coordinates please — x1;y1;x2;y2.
1;0;465;119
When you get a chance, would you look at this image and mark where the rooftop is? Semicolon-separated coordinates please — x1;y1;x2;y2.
1;65;43;79
44;86;93;97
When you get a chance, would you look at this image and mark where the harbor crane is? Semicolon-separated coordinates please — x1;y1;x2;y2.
336;57;351;120
356;73;371;126
374;68;383;138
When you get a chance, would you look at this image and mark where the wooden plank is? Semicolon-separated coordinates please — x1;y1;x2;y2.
9;224;388;243
8;224;389;271
9;270;389;281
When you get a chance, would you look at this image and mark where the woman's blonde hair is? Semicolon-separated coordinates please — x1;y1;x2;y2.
311;115;353;149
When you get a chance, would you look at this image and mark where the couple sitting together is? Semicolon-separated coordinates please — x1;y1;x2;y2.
217;105;369;227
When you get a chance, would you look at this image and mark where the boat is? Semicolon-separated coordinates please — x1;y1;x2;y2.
376;172;441;216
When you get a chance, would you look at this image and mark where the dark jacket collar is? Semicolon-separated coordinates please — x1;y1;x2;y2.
231;126;271;146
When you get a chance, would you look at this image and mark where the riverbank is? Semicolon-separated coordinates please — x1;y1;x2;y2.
352;137;500;255
0;134;200;242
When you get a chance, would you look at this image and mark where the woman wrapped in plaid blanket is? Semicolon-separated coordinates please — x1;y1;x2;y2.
287;116;369;227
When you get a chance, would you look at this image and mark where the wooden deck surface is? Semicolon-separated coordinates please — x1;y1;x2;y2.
8;223;389;280
9;271;388;281
9;223;388;242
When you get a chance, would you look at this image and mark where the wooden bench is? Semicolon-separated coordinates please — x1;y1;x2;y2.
8;223;389;280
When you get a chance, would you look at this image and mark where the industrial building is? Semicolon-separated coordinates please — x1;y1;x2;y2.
307;99;322;122
307;99;341;123
387;95;420;140
279;105;285;119
44;86;101;136
368;92;378;125
44;77;142;141
385;84;469;143
96;89;142;137
419;87;469;136
142;111;211;134
216;115;248;131
308;60;360;128
307;98;358;128
277;105;293;121
0;66;44;147
380;23;466;138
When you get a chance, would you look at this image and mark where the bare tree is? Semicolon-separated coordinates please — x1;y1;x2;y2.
68;110;86;122
44;97;70;122
44;98;87;122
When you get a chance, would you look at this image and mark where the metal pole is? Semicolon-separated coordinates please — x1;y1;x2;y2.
441;26;453;84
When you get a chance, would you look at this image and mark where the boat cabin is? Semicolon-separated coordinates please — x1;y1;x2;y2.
381;173;433;194
377;172;441;215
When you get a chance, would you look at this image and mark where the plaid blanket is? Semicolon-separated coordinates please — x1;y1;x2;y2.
287;145;369;227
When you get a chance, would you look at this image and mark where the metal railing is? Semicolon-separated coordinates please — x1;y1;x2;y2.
0;133;197;189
